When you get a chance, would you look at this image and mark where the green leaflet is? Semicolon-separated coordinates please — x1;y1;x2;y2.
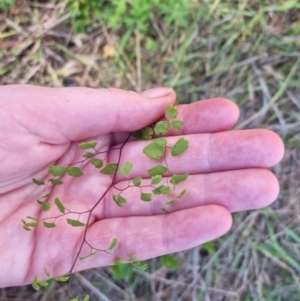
161;254;180;268
113;195;127;207
37;200;51;211
49;165;66;176
176;189;187;198
151;175;162;185
132;176;142;186
43;222;56;228
148;164;168;176
118;162;133;177
161;207;171;213
152;185;171;195
67;167;84;177
44;268;51;278
83;295;90;301
171;120;184;131
90;158;103;168
143;138;167;160
170;173;189;185
100;163;117;175
165;105;178;119
129;254;137;262
32;178;45;185
83;152;94;158
54;276;69;282
50;178;63;185
140;193;152;202
78;141;97;149
154;121;170;135
132;127;153;140
66;218;85;227
55;197;65;213
171;137;189;156
109;238;118;250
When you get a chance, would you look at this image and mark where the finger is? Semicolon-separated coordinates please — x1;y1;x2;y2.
101;169;279;218
74;205;232;272
164;98;239;135
111;98;240;144
109;129;284;179
1;85;176;143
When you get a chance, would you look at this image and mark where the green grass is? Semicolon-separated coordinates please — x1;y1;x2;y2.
1;0;300;300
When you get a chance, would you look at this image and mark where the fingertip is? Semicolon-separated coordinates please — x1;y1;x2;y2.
262;129;285;166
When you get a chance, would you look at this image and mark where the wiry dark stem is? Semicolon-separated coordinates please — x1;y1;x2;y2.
66;133;132;293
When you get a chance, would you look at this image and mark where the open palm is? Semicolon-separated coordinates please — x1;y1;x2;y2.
0;85;284;287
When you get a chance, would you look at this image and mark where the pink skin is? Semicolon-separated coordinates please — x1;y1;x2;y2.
0;85;284;287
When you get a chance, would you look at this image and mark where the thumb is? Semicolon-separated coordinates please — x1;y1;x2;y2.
2;85;176;143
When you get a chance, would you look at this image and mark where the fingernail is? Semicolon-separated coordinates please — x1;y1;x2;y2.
141;87;174;98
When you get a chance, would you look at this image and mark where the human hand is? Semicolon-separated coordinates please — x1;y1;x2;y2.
0;85;284;287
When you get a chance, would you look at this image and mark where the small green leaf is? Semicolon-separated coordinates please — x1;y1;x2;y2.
83;295;90;301
23;225;31;231
83;152;94;158
109;238;118;250
67;219;85;227
166;200;175;204
70;297;79;301
151;175;162;184
78;141;97;149
165;105;178;119
118;162;133;177
100;163;117;175
32;178;45;185
44;268;51;278
154;121;170;135
113;195;127;207
26;216;38;220
171;137;189;156
152;186;171;195
129;254;137;262
141;193;152;202
171;120;184;131
132;176;142;186
49;165;66;176
160;186;171;195
43;222;56;228
37;200;51;211
28;221;39;227
50;178;63;185
176;189;187;198
161;254;180;268
132;127;153;140
148;164;168;177
54;276;69;282
143;138;167;160
67;167;84;177
32;282;39;291
54;197;65;213
142;127;154;140
170;173;189;185
90;158;103;168
152;186;162;195
161;207;171;213
79;250;97;260
38;281;49;287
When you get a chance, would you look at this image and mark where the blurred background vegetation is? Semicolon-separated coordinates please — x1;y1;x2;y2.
1;0;300;300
